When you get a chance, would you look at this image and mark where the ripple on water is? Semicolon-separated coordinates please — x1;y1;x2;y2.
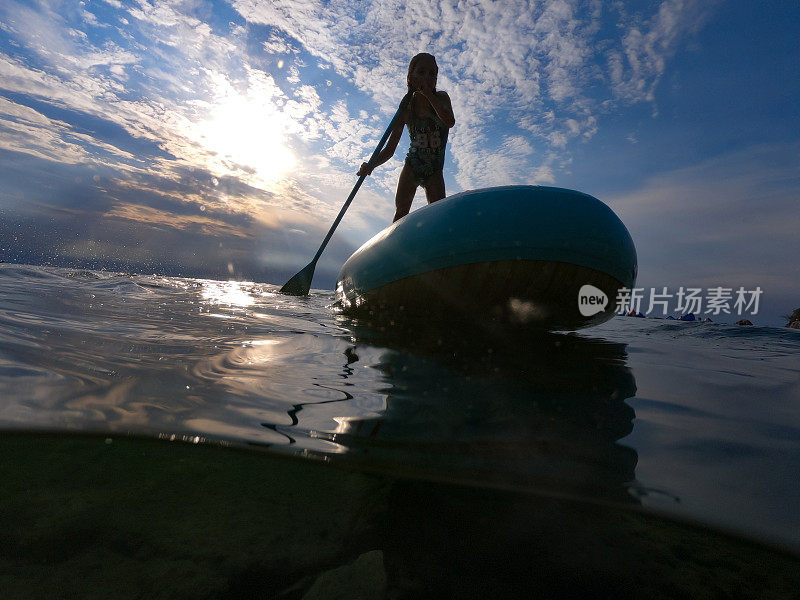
1;265;800;555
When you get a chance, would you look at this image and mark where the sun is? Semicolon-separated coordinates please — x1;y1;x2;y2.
198;92;296;189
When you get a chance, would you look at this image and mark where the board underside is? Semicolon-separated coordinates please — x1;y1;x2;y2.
336;259;623;330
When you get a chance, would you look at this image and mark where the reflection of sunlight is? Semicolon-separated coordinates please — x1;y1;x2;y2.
198;90;295;188
200;280;256;308
249;339;280;347
333;416;352;435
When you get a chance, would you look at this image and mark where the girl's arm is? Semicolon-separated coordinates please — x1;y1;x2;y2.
418;90;455;128
357;104;407;176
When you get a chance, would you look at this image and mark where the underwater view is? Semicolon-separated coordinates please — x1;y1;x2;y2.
1;263;799;598
2;0;799;597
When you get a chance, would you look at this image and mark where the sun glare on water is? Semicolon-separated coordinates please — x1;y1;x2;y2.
200;280;257;309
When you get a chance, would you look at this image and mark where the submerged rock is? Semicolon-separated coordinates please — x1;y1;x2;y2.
736;319;753;326
678;313;696;322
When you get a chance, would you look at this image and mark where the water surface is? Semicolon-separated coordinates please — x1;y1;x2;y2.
1;263;799;596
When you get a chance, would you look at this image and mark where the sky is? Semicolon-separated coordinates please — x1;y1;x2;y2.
0;0;798;325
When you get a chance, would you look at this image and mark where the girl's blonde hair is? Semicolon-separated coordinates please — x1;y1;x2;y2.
407;53;437;92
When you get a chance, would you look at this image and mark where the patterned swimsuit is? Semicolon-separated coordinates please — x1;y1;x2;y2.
404;101;449;186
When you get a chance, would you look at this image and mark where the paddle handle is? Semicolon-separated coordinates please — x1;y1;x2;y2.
310;93;411;265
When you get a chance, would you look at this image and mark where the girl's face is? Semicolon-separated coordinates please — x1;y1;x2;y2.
409;58;438;92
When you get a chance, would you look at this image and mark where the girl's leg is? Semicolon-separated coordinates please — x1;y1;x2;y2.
393;164;418;222
423;171;446;204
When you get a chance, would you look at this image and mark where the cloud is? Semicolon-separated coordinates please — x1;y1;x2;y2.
606;0;722;105
232;0;717;198
1;0;720;210
0;0;730;287
0;151;357;286
608;143;800;318
0;96;140;166
103;203;253;239
0;0;329;216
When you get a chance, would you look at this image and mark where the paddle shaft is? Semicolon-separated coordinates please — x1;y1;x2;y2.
309;94;410;266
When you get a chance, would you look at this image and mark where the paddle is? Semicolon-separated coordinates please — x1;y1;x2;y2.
279;91;412;296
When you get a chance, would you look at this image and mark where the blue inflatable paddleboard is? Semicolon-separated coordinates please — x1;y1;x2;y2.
335;185;636;330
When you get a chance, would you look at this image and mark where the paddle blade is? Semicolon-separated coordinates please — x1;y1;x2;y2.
279;262;315;296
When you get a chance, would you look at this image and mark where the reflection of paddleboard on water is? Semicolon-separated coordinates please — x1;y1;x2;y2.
332;323;640;504
334;186;637;330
